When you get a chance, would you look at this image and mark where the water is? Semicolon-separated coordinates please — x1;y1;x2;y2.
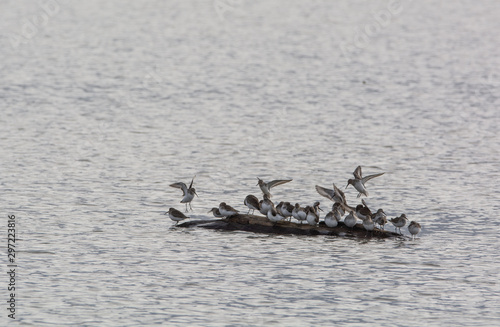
1;0;500;325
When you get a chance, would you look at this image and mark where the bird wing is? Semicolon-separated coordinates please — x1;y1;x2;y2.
353;166;363;179
169;182;188;196
315;185;335;201
267;179;292;189
189;175;196;189
361;172;384;184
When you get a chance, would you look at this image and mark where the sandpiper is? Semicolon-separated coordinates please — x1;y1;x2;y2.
218;202;239;217
257;178;292;198
316;183;354;213
355;199;372;220
208;207;224;218
292;203;307;224
408;221;421;240
259;194;274;215
344;211;358;228
279;202;294;221
361;215;375;236
372;208;387;230
324;210;340;228
305;202;322;226
267;206;285;223
165;207;190;224
169;175;198;212
332;202;345;218
244;194;260;214
346;166;384;197
389;214;408;234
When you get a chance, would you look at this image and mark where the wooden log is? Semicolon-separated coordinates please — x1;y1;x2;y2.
177;214;404;239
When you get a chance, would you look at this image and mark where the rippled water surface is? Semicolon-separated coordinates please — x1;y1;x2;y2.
1;0;500;325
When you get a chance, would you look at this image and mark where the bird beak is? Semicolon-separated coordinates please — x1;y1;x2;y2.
194;191;199;197
318;207;323;212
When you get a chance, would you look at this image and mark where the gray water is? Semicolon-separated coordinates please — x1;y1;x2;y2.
2;0;500;326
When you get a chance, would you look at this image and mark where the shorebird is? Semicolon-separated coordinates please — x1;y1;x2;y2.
244;194;260;214
292;203;307;224
361;215;375;236
346;166;384;197
315;183;354;215
259;194;274;215
208;207;224;218
355;199;372;220
278;202;294;221
169;176;198;212
165;208;190;225
324;210;340;228
218;202;239;217
267;206;285;223
257;178;292;198
344;211;358;228
372;209;387;230
389;214;408;234
305;202;322;226
408;221;421;240
332;202;345;218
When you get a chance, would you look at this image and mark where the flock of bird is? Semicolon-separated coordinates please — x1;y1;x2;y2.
165;167;422;239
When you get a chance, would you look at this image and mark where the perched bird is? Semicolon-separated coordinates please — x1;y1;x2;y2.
355;199;372;220
169;176;198;212
208;207;224;218
257;178;292;198
346;166;384;197
267;206;285;223
279;202;294;221
408;221;421;240
244;194;260;214
324;210;340;228
259;194;274;215
344;211;358;228
361;215;375;236
305;202;322;226
218;202;239;217
292;203;307;224
389;214;408;234
332;202;345;218
165;208;190;225
372;209;387;230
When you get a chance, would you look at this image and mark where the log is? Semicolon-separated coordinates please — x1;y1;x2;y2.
177;214;404;239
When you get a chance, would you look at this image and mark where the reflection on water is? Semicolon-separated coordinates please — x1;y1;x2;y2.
1;0;500;325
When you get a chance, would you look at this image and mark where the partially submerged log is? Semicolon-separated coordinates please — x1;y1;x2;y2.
177;214;404;239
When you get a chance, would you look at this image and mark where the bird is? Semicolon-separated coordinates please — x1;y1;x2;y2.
355;199;372;220
389;214;408;234
346;166;384;197
305;202;322;226
361;215;375;236
324;210;340;228
267;206;285;223
332;202;345;218
257;178;292;198
208;207;224;218
315;183;355;216
292;203;307;224
244;195;260;214
165;208;189;225
259;194;274;215
278;202;294;221
344;211;358;228
372;208;387;230
218;202;239;217
408;221;421;240
169;175;198;212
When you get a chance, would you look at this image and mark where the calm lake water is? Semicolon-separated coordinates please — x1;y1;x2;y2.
1;0;500;325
